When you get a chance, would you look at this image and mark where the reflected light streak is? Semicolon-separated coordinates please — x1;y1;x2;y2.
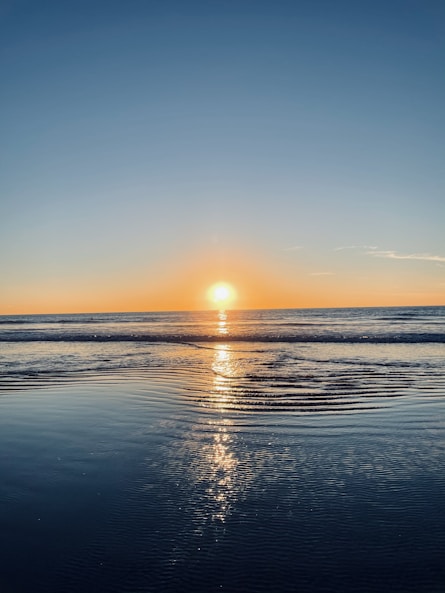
172;341;256;528
206;343;239;521
206;421;237;522
217;311;228;336
212;344;234;407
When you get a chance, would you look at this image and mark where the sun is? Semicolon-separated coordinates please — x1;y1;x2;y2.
207;282;236;309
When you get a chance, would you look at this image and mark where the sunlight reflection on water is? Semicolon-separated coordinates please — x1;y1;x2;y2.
205;343;240;522
211;344;234;406
204;420;237;522
216;310;228;336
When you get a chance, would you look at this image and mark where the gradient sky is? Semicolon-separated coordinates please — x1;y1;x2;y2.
1;0;444;313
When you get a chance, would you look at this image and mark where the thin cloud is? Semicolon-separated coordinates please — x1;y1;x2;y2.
367;250;445;263
283;245;303;252
335;245;377;252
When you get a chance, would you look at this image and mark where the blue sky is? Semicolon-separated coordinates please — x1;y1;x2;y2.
1;0;444;311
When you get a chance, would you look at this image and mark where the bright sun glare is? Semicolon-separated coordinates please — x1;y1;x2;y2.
208;282;236;309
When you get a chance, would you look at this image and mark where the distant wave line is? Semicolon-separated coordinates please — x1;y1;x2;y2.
1;333;444;344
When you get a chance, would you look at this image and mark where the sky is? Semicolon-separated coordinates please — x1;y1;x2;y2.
1;0;444;313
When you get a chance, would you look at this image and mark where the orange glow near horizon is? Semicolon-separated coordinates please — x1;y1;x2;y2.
1;244;444;315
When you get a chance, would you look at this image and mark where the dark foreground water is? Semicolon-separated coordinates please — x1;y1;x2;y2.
0;307;444;593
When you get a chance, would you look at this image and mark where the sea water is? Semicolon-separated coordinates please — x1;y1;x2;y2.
0;307;444;592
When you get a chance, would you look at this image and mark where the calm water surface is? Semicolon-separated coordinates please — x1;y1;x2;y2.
0;308;444;592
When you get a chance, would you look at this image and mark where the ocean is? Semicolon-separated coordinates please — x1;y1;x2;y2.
0;306;444;592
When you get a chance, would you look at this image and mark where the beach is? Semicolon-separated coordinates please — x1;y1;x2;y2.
0;307;444;592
